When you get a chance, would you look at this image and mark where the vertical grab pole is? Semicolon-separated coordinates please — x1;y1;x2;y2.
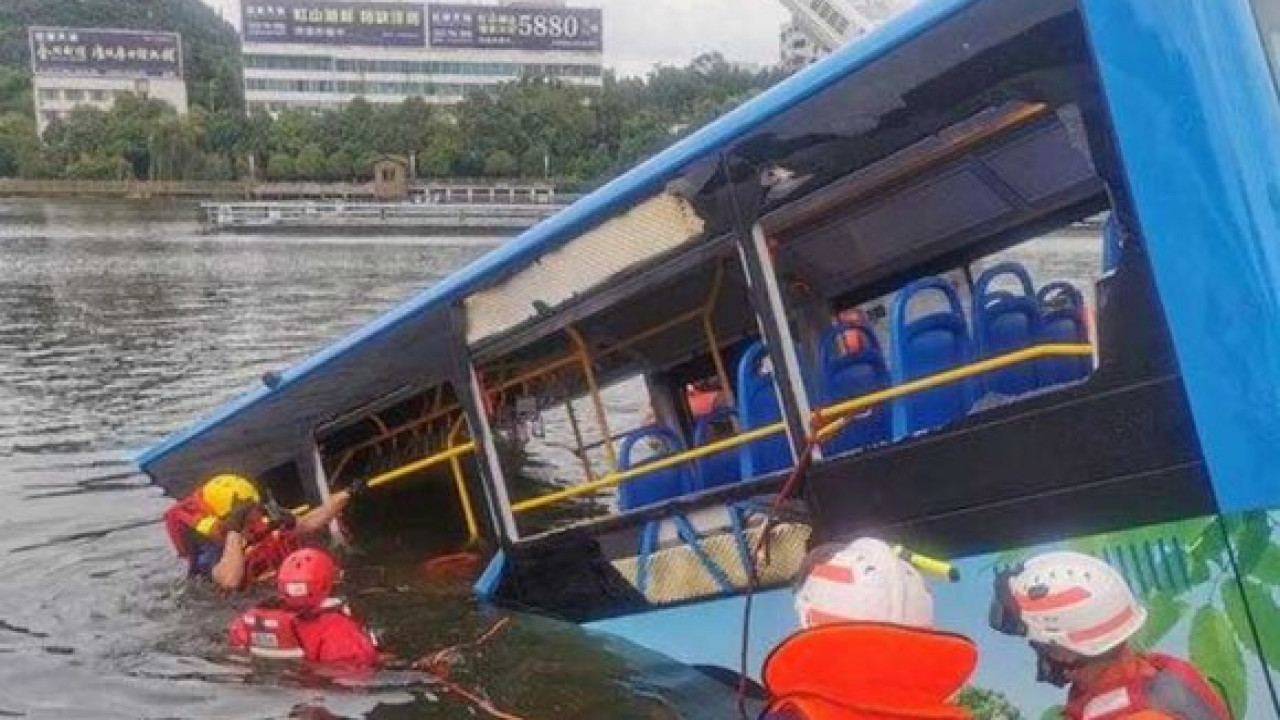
563;396;597;482
724;154;820;463
565;325;618;472
448;416;481;546
702;260;737;411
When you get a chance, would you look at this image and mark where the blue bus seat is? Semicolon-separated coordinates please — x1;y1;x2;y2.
691;405;743;491
736;340;795;479
973;263;1040;396
890;278;974;437
617;425;693;511
1037;282;1092;386
817;321;891;455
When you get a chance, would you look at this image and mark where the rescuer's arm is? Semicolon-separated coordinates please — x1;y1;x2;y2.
296;477;368;535
211;531;248;590
296;491;351;534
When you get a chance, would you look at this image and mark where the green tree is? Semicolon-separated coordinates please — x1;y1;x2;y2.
0;67;30;117
483;149;518;177
267;153;296;182
327;149;355;182
205;109;245;175
0;112;40;178
295;144;328;181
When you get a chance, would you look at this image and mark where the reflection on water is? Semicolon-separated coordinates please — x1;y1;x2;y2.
0;198;742;719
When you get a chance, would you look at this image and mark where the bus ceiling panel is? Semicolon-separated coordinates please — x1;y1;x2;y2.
463;191;707;351
775;122;1105;300
471;237;740;365
727;0;1085;215
782;165;1017;295
978;111;1099;205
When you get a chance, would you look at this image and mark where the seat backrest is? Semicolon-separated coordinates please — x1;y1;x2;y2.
617;425;692;511
691;405;743;491
890;278;974;437
817;321;891;455
736;340;795;479
1037;281;1092;386
973;263;1041;396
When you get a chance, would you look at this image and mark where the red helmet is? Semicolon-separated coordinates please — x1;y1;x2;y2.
276;548;338;609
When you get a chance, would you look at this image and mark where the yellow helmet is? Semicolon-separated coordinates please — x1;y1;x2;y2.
199;474;260;518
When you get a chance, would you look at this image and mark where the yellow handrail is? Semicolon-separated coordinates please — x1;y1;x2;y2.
368;441;477;490
512;422;786;513
292;440;480;534
566;325;618;471
511;343;1093;514
448;420;482;545
812;343;1093;426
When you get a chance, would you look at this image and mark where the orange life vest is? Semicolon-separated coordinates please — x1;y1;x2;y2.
762;623;978;720
163;493;301;585
1065;650;1231;720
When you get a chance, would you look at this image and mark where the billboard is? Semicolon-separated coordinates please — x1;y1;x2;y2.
429;3;603;52
29;27;183;78
243;1;426;47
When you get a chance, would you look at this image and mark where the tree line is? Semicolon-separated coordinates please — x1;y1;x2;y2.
0;55;786;188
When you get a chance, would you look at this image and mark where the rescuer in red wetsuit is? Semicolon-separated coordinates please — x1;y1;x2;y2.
990;551;1231;720
229;547;380;668
164;473;365;591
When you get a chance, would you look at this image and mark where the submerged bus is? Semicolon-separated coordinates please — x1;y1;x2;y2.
138;0;1280;715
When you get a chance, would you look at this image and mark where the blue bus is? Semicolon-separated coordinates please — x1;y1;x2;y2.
139;0;1279;716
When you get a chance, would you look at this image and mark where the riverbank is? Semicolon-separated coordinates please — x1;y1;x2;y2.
0;178;250;199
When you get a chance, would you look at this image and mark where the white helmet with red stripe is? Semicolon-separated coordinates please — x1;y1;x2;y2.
794;537;934;629
1007;551;1147;657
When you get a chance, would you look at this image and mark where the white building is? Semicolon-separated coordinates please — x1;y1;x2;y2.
242;0;604;113
29;27;189;135
777;0;919;65
780;20;823;71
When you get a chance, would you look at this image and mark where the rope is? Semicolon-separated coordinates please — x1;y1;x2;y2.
735;410;847;719
413;617;545;720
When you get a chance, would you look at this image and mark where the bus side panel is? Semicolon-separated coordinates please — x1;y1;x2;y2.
933;513;1278;719
1219;509;1280;708
1079;0;1280;514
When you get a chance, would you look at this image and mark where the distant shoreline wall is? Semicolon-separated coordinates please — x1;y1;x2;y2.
0;179;252;200
0;179;568;203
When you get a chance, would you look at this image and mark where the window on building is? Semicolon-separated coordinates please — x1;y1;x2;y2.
64;89;85;103
90;90;108;103
38;88;58;101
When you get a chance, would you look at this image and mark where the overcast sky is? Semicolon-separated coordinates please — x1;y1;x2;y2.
199;0;790;76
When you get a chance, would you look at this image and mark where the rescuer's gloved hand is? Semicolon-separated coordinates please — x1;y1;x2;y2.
223;498;258;534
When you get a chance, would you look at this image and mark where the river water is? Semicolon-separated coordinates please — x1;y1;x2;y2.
0;198;746;720
0;198;1103;719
